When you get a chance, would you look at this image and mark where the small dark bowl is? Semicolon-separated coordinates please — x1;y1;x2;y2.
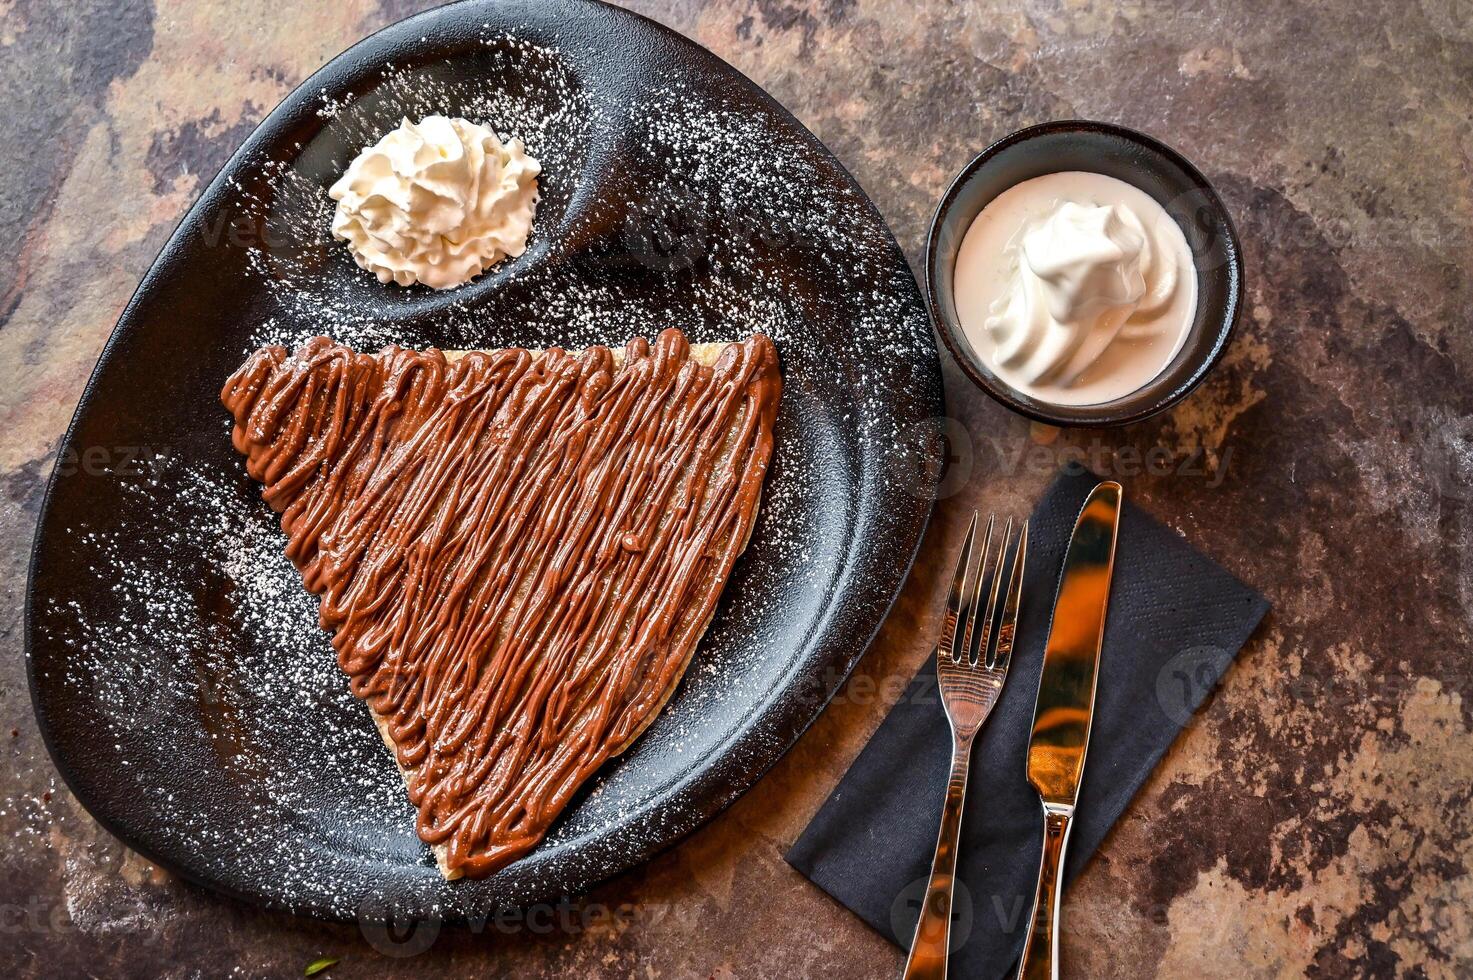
925;120;1244;427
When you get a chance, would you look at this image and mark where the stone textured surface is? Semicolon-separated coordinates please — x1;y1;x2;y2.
3;0;1472;976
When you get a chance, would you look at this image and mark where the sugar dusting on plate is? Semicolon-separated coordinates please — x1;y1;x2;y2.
36;22;936;919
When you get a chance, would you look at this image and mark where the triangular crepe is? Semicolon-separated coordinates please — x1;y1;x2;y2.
221;329;781;879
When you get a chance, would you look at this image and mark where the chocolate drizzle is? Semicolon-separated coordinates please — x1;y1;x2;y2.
221;328;781;878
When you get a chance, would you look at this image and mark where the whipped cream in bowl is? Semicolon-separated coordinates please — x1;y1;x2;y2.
926;121;1243;427
959;173;1197;407
329;115;541;290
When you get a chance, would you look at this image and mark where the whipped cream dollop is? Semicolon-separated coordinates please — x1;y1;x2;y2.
954;171;1196;406
328;115;540;290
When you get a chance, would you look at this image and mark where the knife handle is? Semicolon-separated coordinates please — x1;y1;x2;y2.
1016;803;1074;980
902;738;973;980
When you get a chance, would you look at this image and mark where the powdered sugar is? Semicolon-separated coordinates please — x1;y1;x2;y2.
31;11;938;919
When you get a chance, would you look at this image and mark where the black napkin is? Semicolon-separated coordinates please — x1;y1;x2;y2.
785;470;1269;977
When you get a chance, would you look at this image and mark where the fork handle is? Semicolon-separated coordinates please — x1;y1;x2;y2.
902;737;973;980
1016;803;1074;980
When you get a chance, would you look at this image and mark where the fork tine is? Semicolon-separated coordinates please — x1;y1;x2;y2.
956;515;995;665
972;517;1012;666
987;519;1028;670
937;512;979;664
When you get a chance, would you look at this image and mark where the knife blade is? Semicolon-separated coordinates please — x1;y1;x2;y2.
1016;480;1122;980
1025;480;1121;806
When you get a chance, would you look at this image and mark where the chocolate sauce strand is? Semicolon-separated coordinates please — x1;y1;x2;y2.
222;329;781;878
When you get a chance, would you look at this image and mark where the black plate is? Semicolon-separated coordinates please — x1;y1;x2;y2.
25;0;941;921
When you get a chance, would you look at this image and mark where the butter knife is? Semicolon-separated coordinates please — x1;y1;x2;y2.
1016;481;1122;980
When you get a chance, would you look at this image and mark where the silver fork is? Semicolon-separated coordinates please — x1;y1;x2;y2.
903;513;1029;980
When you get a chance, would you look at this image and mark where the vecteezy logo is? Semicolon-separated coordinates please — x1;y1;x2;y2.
619;185;718;274
1161;185;1234;273
1154;645;1233;726
888;875;974;953
357;897;442;957
887;416;973;501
